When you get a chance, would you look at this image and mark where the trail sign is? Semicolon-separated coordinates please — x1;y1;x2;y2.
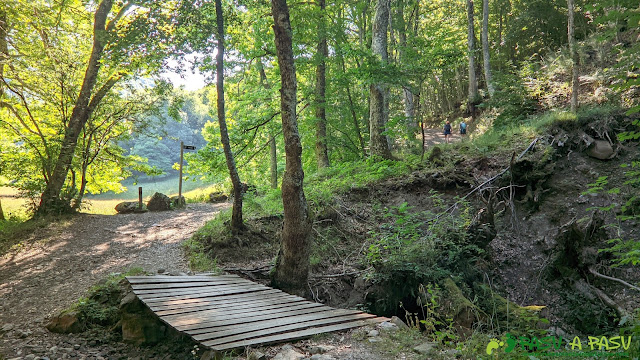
183;145;196;150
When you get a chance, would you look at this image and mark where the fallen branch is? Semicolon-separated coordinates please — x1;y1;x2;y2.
311;270;365;279
588;267;640;292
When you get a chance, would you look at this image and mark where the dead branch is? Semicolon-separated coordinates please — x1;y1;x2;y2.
588;267;640;292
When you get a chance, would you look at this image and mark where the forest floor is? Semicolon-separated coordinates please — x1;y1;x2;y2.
0;203;228;359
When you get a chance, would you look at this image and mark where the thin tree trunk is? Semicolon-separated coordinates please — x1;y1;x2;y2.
315;0;329;168
269;135;278;189
568;0;578;111
467;0;479;120
482;0;494;97
271;0;312;296
396;0;417;132
216;0;244;231
257;60;278;189
1;8;7;220
37;0;113;215
369;0;392;159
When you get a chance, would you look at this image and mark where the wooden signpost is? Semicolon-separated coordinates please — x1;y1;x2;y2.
178;142;196;207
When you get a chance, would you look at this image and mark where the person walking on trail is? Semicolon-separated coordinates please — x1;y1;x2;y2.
443;120;452;144
460;120;467;137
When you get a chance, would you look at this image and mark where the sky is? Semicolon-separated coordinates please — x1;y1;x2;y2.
161;56;208;92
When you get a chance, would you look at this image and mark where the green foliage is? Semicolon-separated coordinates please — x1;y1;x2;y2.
487;70;539;128
72;268;147;328
364;194;481;314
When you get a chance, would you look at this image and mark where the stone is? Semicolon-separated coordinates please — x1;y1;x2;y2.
171;195;186;208
586;140;614;160
309;345;335;354
120;291;166;346
46;311;83;333
310;355;334;360
25;355;36;360
272;348;305;360
49;346;58;354
200;350;217;360
367;330;379;337
1;323;14;332
247;350;267;360
74;344;81;351
368;337;381;343
115;201;146;214
377;321;398;331
413;341;437;354
208;192;228;203
147;192;172;211
157;268;166;274
390;316;409;329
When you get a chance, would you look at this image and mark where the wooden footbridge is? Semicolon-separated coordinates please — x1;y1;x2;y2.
126;274;387;351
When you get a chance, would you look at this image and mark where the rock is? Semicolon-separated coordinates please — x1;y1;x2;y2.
586;140;614;160
147;192;172;211
413;341;437;354
310;355;334;360
377;321;398;331
73;344;81;350
309;345;335;354
368;337;381;343
120;291;166;345
46;311;83;333
157;268;166;274
171;195;185;208
367;330;379;337
115;201;146;214
208;192;228;203
390;316;409;330
1;323;14;332
273;348;305;360
19;329;31;338
200;350;217;360
25;355;36;360
247;350;266;360
49;346;59;354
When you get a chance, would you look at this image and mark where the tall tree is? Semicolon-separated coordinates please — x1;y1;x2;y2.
257;60;279;189
215;0;244;231
37;0;117;215
315;0;330;169
270;0;312;295
0;6;7;221
467;0;479;119
369;0;392;159
568;0;578;111
482;0;494;97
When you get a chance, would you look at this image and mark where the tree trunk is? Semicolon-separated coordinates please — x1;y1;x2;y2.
568;0;578;112
396;0;417;132
482;0;494;97
0;198;4;221
467;0;479;120
270;134;278;189
37;0;113;215
216;0;244;231
369;0;392;159
314;0;329;169
257;60;278;189
270;0;312;296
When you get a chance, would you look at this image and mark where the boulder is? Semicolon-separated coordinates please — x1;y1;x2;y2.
115;201;145;214
120;292;166;346
209;192;228;203
586;140;614;160
147;192;172;211
171;195;186;208
413;341;438;355
46;311;83;333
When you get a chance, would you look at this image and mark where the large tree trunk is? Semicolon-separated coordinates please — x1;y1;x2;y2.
270;0;312;296
467;0;479;120
369;0;392;159
216;0;244;231
314;0;329;169
568;0;578;111
396;0;417;132
482;0;494;97
37;0;114;215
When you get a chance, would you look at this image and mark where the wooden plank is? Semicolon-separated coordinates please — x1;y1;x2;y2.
126;275;241;284
154;296;305;317
187;308;360;336
160;298;309;322
134;283;267;297
213;319;384;351
137;286;268;302
147;289;286;310
131;280;256;291
175;304;335;332
201;313;377;346
193;310;371;341
171;302;326;328
150;292;295;313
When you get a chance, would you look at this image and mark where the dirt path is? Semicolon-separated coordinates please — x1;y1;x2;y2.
0;203;227;358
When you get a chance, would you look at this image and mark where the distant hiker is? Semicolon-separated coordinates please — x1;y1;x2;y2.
460;120;467;137
443;121;452;144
